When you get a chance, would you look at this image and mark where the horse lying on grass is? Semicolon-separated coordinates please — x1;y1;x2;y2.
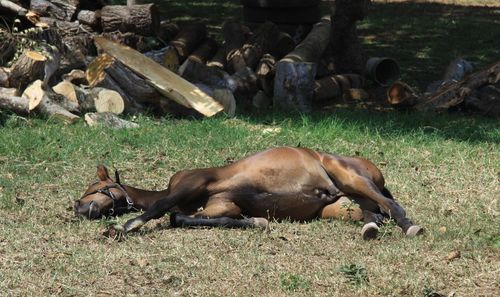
75;147;423;240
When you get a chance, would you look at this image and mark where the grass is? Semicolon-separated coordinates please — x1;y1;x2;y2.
0;112;498;296
1;1;499;296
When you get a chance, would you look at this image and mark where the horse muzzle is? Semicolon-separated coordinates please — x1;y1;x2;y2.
74;200;102;219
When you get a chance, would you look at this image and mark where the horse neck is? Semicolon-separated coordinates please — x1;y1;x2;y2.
122;185;168;210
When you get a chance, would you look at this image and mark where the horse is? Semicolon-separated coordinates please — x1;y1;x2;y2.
75;147;423;240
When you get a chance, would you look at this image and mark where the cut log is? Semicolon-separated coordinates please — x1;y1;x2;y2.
77;9;101;30
0;0;28;16
231;66;258;99
101;4;159;36
415;61;500;112
213;88;236;117
443;58;474;82
62;69;88;85
0;67;10;88
30;0;79;21
94;37;224;117
281;16;331;63
0;93;29;115
54;81;125;114
86;53;168;113
22;80;79;123
85;112;138;129
465;85;500;117
0;29;17;65
9;51;46;90
179;59;237;92
222;20;248;73
313;74;365;103
270;31;295;60
207;43;227;69
387;81;420;109
157;20;180;43
25;80;78;113
178;38;218;76
241;22;281;69
256;54;276;96
170;24;207;62
273;61;317;112
252;90;271;109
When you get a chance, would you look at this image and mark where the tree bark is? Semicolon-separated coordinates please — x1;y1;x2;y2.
101;4;159;36
256;54;276;96
77;9;101;30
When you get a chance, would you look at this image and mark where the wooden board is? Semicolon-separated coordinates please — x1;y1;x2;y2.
94;37;224;117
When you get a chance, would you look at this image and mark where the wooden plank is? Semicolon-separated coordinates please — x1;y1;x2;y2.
94;37;224;117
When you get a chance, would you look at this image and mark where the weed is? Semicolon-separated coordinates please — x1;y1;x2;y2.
338;264;369;286
280;273;311;292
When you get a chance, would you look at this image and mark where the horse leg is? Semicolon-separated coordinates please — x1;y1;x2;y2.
342;176;423;236
170;200;268;229
120;170;212;233
320;196;386;240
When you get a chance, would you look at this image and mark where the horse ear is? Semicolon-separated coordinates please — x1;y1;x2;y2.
96;165;110;181
114;169;121;184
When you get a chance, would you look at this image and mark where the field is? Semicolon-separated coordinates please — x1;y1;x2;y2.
1;1;499;296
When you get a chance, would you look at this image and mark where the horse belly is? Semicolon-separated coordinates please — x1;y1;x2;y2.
237;192;326;221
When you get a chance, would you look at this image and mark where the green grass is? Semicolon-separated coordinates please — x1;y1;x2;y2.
1;1;499;296
0;112;498;296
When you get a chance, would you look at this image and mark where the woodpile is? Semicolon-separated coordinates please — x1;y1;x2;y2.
388;59;500;117
0;0;497;126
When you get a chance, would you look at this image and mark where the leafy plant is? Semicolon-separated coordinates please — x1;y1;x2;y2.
338;264;369;286
280;273;311;292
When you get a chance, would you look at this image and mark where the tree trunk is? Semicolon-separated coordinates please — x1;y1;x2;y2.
101;4;159;36
330;0;370;74
77;9;101;30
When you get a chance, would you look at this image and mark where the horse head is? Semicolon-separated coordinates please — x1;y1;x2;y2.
74;165;133;219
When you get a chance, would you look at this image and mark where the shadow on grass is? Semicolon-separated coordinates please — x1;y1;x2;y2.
242;108;500;144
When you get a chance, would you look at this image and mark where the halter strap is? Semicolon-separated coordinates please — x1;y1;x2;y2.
81;183;135;215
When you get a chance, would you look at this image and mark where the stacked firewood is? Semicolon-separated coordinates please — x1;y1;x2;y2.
388;59;500;117
2;0;496;126
0;0;375;125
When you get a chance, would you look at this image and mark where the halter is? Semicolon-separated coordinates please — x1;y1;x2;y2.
81;182;135;215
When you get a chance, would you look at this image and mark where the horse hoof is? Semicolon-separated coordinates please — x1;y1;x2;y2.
361;222;379;240
406;225;424;237
250;217;269;229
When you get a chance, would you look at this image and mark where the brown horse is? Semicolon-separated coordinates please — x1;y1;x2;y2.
75;147;423;240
